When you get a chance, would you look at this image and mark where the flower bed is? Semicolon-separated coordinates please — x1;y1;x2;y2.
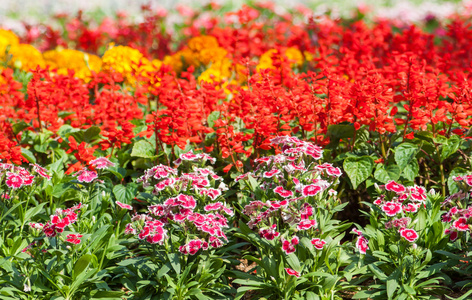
1;2;472;299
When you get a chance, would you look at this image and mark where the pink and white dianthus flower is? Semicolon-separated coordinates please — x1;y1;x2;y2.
302;184;322;197
116;201;133;210
311;238;326;250
31;163;51;180
356;236;369;254
76;169;98;183
263;169;280;178
382;201;402;216
90;157;115;169
453;217;469;231
5;172;23;189
285;268;300;277
66;234;83;245
297;219;317;230
385;180;406;193
281;236;299;254
399;228;419;242
274;186;294;198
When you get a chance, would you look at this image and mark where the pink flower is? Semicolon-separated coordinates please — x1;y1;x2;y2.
326;167;342;177
263;169;280;178
285;268;300;277
399;228;419;242
297;219;317;230
90;157;115;169
453;217;469;231
382;201;402;216
66;234;83;245
281;236;299;254
274;186;294;198
373;198;383;205
259;224;280;240
356;236;369;254
352;228;363;236
302;184;322;197
311;238;326;250
385;181;406;193
31;163;51;180
403;203;419;213
116;201;133;210
76;169;98;183
444;229;458;241
409;185;427;202
5;172;23;189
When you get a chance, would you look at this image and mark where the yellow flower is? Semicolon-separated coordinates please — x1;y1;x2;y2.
188;36;219;52
102;45;146;83
163;48;197;73
43;48;102;81
198;47;228;66
256;49;278;71
285;47;303;66
303;51;315;62
8;44;45;71
0;29;19;58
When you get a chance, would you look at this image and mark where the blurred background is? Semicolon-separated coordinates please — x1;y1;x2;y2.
0;0;467;29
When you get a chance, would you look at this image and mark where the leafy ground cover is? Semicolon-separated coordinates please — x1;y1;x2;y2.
1;2;472;299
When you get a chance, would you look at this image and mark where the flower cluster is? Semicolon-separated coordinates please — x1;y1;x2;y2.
442;175;472;241
125;151;232;255
30;203;83;241
1;162;50;189
241;136;340;258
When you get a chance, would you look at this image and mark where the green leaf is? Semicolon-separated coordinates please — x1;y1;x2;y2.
84;126;101;143
374;164;401;183
73;254;93;279
113;184;137;204
448;167;469;194
386;269;400;299
327;124;355;139
207;111;221;128
92;291;125;298
343;156;374;189
368;263;387;281
401;159;419;182
440;135;461;162
394;143;418;170
131;140;156;158
12;121;30;135
21;148;36;163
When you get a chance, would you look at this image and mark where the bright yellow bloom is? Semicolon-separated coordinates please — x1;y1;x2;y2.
256;47;304;72
256;49;278;71
285;47;303;66
8;44;45;71
102;45;147;83
163;48;197;73
188;36;219;52
43;48;102;81
0;29;19;58
198;47;228;66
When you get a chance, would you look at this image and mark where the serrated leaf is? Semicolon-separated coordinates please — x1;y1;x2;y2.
401;159;419;181
113;184;137;204
374;164;401;183
343;156;374;189
131;140;156;158
394;143;418;170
